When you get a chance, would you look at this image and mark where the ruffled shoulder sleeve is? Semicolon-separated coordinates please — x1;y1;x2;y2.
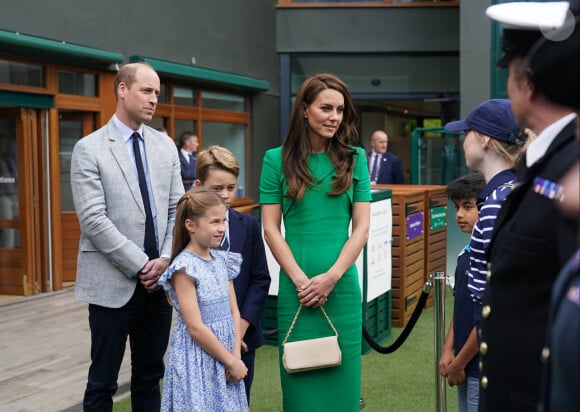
222;250;243;281
157;252;199;290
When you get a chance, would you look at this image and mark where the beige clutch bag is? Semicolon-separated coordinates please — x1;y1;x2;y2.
282;304;342;373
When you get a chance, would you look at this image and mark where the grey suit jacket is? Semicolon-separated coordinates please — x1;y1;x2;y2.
71;118;184;308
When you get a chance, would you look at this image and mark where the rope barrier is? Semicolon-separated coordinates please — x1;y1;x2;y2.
263;328;278;337
362;280;431;354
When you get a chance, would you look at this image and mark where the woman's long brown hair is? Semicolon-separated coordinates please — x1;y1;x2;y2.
282;73;359;202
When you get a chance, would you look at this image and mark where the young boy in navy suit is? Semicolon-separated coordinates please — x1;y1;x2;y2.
195;145;270;403
438;173;485;412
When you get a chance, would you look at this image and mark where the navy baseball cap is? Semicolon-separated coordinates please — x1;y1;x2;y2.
444;99;521;145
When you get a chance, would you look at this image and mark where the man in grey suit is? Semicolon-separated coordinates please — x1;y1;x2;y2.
71;62;184;411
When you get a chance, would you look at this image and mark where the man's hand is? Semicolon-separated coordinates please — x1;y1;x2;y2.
139;257;170;292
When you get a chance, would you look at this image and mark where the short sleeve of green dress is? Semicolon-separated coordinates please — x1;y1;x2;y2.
259;146;371;412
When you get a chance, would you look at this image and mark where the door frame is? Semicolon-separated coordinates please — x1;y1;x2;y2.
0;107;48;295
56;110;97;286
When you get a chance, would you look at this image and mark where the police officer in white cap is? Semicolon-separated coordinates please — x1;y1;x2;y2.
523;2;580;411
480;1;579;411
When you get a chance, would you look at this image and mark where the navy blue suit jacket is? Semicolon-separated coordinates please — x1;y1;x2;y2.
178;150;196;190
368;151;405;184
228;208;271;351
541;249;579;412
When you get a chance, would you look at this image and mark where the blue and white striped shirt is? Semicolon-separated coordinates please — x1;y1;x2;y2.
468;170;517;310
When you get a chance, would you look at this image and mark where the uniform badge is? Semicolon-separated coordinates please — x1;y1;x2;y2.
532;177;564;201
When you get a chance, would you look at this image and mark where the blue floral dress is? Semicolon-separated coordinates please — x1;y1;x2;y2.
158;249;248;412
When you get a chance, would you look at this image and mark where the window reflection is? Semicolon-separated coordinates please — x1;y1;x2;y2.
201;91;245;112
0;122;20;248
174;86;197;106
159;83;168;104
58;70;97;96
417;131;467;185
0;59;44;88
202;122;247;191
59;112;95;212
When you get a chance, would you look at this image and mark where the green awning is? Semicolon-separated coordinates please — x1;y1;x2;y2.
0;90;53;108
130;55;270;92
0;30;123;69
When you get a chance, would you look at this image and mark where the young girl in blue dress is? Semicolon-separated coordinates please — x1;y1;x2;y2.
159;186;249;412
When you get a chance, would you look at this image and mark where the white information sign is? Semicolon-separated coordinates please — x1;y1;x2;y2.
264;220;283;296
365;198;392;302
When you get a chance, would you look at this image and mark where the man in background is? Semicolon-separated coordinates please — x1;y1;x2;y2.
367;130;405;184
177;131;198;190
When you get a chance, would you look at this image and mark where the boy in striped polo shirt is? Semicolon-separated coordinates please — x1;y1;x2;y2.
439;173;486;412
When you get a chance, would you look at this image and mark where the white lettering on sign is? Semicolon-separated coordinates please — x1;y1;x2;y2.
0;176;16;184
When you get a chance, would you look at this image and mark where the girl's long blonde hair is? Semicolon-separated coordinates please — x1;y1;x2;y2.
473;128;533;168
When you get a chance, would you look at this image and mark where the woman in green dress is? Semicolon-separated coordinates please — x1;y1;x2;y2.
260;73;371;411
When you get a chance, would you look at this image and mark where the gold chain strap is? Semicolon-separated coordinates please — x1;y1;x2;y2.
282;304;339;345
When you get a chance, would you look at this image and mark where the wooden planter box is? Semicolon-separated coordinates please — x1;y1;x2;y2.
373;185;425;327
413;185;448;308
374;185;448;311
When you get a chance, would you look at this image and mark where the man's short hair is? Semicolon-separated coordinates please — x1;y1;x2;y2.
178;131;197;149
113;62;154;100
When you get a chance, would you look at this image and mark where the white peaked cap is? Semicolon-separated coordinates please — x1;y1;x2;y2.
486;1;570;30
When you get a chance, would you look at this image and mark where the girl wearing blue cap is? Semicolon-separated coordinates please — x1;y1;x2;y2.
442;98;528;412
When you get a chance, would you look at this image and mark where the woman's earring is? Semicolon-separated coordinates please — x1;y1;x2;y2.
304;118;309;130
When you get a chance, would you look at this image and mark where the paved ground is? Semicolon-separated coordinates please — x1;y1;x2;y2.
0;288;131;412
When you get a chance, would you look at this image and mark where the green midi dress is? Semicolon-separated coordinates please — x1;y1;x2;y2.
260;146;371;412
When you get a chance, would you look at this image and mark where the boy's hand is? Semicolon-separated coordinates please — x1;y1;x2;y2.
447;363;466;386
438;347;454;377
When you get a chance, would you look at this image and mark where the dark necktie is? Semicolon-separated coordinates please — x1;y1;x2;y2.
189;153;196;176
131;132;158;259
370;154;379;182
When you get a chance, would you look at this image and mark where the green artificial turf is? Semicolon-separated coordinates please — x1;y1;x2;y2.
114;295;458;412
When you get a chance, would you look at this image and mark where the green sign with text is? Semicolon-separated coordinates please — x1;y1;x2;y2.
430;206;447;230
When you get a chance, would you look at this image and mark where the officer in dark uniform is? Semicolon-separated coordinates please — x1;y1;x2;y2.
525;2;579;411
480;2;580;411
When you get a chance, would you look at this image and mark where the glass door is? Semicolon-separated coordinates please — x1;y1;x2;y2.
0;107;47;295
58;111;96;284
